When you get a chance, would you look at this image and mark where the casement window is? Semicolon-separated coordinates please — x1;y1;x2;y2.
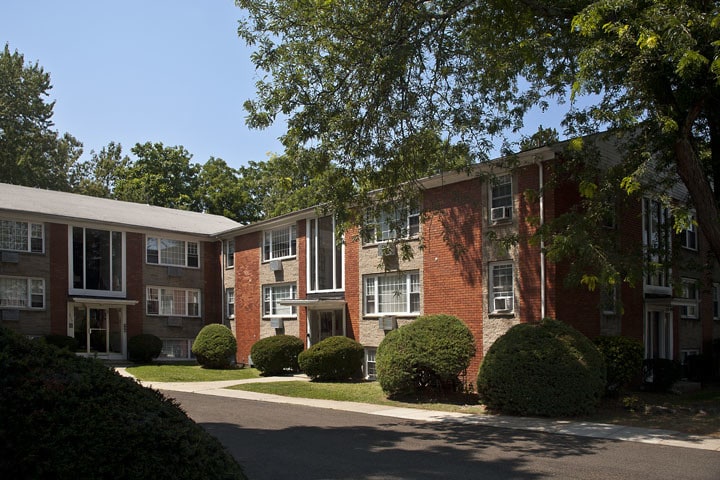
71;227;125;295
364;272;420;315
490;175;513;223
363;205;420;243
226;287;235;318
308;216;344;292
0;276;44;309
679;217;698;251
263;283;297;318
263;225;297;261
225;239;235;268
642;198;671;291
678;278;699;319
146;287;200;317
713;284;719;320
489;262;514;313
0;220;44;253
146;237;199;268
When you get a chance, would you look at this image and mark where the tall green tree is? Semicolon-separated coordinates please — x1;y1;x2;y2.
198;157;260;223
0;44;82;190
69;142;129;197
114;142;200;210
236;1;720;263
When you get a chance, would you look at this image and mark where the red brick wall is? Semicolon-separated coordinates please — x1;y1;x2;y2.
125;232;145;338
296;220;308;345
516;164;544;323
422;177;485;378
202;240;222;325
235;231;261;364
49;223;68;335
344;225;360;342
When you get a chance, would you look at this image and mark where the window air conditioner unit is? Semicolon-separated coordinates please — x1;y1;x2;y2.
167;266;183;277
167;317;183;327
493;296;513;312
378;315;397;331
377;242;397;258
269;259;283;271
490;206;512;222
270;318;284;329
1;251;19;263
1;309;20;321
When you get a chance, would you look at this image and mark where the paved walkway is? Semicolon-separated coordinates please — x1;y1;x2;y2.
115;368;720;452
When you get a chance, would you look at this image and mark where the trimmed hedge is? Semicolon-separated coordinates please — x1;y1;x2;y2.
477;318;606;417
191;324;237;369
376;314;476;397
250;335;304;375
0;326;247;479
128;333;163;364
43;334;79;351
593;335;644;396
298;336;364;381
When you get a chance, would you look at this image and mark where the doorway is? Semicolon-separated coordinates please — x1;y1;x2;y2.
308;309;345;346
70;304;126;357
645;306;673;360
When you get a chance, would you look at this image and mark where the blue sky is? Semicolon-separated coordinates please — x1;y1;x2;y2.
1;0;285;169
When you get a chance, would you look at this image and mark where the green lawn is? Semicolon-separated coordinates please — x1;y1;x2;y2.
126;364;261;382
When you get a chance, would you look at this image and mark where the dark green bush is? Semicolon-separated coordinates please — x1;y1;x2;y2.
477;318;606;417
594;335;644;396
376;314;476;397
642;358;682;392
191;324;237;369
0;326;247;479
128;333;163;364
250;335;304;375
298;336;364;381
43;334;79;351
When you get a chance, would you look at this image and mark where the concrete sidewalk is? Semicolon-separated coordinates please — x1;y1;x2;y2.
115;368;720;452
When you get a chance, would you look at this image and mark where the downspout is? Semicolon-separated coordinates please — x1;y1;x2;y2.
539;161;546;319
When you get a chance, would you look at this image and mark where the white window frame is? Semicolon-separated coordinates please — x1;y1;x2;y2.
489;262;514;314
0;220;44;253
146;286;201;317
307;216;345;293
69;227;126;297
363;205;420;244
225;239;235;268
160;338;194;359
146;237;200;268
364;271;420;316
490;175;513;224
263;283;297;318
0;276;45;309
226;287;235;319
678;278;699;319
262;225;297;262
364;347;377;380
642;198;671;293
679;215;698;251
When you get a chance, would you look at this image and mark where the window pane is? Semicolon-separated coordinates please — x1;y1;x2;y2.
377;274;407;313
146;237;159;263
85;229;111;291
187;242;199;267
30;223;43;253
160;239;185;266
0;221;28;251
0;277;27;307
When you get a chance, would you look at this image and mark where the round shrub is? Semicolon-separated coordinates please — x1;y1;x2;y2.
191;324;237;369
298;336;364;381
376;314;476;397
128;333;163;364
250;335;304;376
0;326;247;479
593;335;644;396
477;318;606;417
43;334;79;351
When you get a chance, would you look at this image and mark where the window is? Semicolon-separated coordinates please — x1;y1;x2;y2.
678;278;699;319
600;284;618;315
363;205;420;243
714;284;719;320
147;287;201;317
226;287;235;318
225;239;235;268
0;276;44;309
364;272;420;315
263;225;297;261
1;220;44;253
490;262;514;313
642;198;671;291
679;217;698;251
160;339;194;359
72;227;124;295
263;283;297;317
308;216;344;292
146;237;199;268
490;175;513;223
365;348;377;380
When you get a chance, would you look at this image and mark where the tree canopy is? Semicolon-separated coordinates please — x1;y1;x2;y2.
236;0;720;262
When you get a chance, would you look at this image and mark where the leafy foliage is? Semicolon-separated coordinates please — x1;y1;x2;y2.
191;324;237;369
477;318;606;417
376;314;475;397
642;358;683;393
250;334;304;376
42;334;79;352
127;333;163;364
0;326;247;479
594;335;644;396
298;336;364;382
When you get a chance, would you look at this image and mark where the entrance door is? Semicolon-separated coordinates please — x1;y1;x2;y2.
645;307;673;359
71;305;125;356
308;309;344;346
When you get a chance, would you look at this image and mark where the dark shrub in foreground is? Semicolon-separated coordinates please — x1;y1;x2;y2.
594;335;644;396
477;318;606;416
192;324;237;369
0;326;246;479
251;335;304;375
128;333;163;364
376;314;476;397
642;358;683;392
298;336;364;381
43;334;78;351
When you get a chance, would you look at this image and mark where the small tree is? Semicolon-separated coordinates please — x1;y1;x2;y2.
594;335;644;396
191;324;237;369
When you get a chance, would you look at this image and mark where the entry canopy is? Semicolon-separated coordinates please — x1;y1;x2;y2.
278;298;346;310
71;298;139;307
